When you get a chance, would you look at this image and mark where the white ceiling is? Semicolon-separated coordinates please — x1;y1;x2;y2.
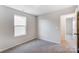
6;5;74;16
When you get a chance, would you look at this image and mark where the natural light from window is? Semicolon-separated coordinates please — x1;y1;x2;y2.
14;14;26;37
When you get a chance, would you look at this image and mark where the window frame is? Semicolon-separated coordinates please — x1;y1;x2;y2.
14;14;27;37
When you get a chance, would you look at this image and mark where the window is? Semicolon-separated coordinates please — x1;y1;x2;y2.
14;14;26;37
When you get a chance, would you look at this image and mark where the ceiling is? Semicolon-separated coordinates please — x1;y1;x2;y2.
6;5;74;16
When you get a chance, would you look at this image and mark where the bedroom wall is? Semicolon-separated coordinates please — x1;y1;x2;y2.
0;6;37;52
38;6;76;43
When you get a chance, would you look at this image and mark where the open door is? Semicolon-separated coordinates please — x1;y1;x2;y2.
60;10;77;52
77;11;79;53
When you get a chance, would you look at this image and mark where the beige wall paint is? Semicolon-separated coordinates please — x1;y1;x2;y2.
0;6;37;52
38;6;77;44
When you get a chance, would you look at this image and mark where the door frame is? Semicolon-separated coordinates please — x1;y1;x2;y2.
60;12;77;52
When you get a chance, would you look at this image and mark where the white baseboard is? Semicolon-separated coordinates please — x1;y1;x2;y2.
39;38;60;44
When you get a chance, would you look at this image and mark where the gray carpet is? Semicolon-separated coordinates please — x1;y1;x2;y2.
3;39;75;53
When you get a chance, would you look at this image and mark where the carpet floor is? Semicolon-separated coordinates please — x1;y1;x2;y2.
3;39;75;53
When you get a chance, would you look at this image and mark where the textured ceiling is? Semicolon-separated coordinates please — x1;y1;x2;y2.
6;5;74;16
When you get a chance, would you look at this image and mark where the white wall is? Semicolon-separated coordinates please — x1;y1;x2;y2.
38;6;76;44
0;6;37;52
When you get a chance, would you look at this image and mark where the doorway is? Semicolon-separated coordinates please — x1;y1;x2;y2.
60;13;77;52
